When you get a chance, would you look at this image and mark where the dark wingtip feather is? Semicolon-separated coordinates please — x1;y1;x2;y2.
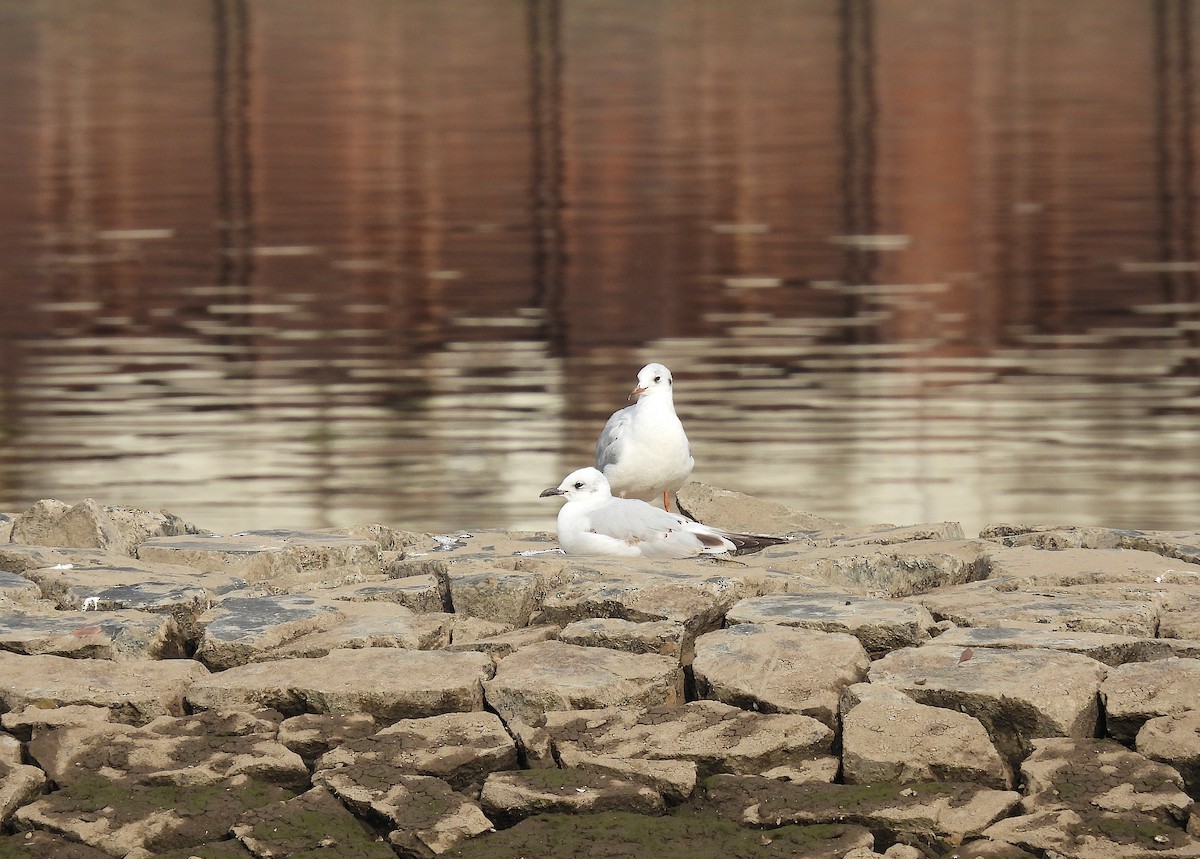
725;532;791;556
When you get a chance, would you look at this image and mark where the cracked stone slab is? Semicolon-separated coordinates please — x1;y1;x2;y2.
193;594;349;669
1102;658;1200;742
27;711;309;792
0;604;186;660
700;773;1020;841
536;565;753;636
186;648;494;720
277;712;378;762
260;601;453;659
323;574;445;613
446;568;547;627
930;625;1193;666
136;531;382;583
444;624;560;660
9;499;208;556
984;806;1200;859
1;704;116;742
0;570;41;604
0;759;46;827
1138;711;1200;799
314;711;518;793
908;581;1160;637
726;592;936;657
480;769;664;824
983;544;1200;587
840;683;1009;789
316;770;494;857
559;618;692;663
230;786;396;859
0;652;208;724
676;481;845;535
19;559;246;616
543;700;834;785
482;640;684;725
692;624;869;727
764;540;991;597
1018;737;1192;821
13;773;297;857
868;644;1107;766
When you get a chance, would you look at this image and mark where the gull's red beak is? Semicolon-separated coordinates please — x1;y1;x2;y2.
628;384;647;402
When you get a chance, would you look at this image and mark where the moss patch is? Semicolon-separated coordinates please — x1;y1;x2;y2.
442;809;872;859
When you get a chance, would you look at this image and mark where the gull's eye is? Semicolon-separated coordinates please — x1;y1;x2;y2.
573;481;584;489
653;375;661;383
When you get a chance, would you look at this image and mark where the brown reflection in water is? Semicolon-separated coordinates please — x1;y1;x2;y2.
0;1;1197;534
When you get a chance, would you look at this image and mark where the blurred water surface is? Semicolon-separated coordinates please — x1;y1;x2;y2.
0;1;1198;537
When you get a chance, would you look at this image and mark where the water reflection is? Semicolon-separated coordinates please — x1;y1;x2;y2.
0;1;1197;537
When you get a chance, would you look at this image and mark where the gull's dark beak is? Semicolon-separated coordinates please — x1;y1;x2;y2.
539;487;565;498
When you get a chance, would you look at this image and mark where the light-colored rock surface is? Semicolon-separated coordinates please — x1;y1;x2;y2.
0;760;46;827
702;773;1021;841
261;602;453;659
559;617;692;662
536;566;752;634
445;623;560;660
28;711;308;790
315;711;518;792
1101;658;1200;741
841;683;1010;789
136;530;383;582
277;712;378;762
910;583;1161;636
691;623;869;726
186;648;494;720
0;570;42;603
1;704;116;741
868;644;1108;765
1137;710;1200;796
983;735;1200;859
764;540;989;596
543;700;834;785
10;499;207;557
1019;737;1192;820
726;592;936;656
480;769;664;822
482;640;684;725
193;594;348;669
446;567;546;627
0;604;186;660
326;574;445;613
930;624;1193;666
318;771;494;857
0;652;208;724
676;481;843;534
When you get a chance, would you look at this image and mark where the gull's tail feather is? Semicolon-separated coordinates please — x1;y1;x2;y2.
721;532;791;556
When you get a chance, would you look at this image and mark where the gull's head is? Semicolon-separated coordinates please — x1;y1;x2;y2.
539;467;613;503
630;362;673;399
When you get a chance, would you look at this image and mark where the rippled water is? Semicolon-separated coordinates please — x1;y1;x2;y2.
1;1;1198;537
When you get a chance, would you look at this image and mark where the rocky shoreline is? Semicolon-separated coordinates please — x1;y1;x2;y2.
0;488;1198;859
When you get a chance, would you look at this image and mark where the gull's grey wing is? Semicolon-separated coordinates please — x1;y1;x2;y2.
585;499;706;559
594;404;635;471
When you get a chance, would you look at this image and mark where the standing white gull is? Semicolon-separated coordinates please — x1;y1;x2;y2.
594;362;693;511
540;467;786;559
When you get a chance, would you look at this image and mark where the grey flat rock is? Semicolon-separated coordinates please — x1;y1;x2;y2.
0;604;186;660
726;592;936;656
480;769;664;824
765;540;990;596
930;625;1194;666
559;618;692;662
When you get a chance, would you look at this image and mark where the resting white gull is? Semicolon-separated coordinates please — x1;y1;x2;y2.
540;467;786;559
